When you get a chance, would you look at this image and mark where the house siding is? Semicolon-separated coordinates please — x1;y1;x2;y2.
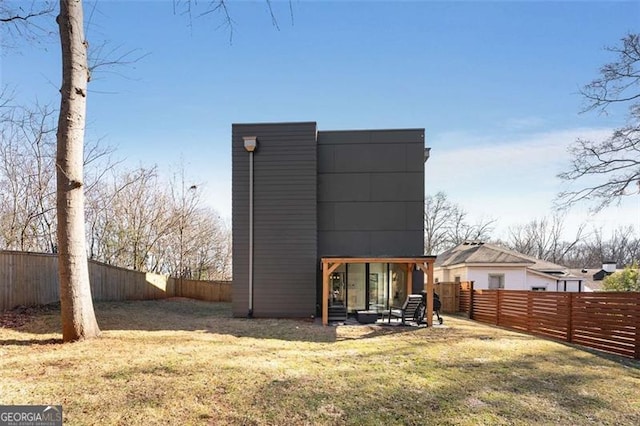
317;129;425;257
467;267;527;289
232;122;318;317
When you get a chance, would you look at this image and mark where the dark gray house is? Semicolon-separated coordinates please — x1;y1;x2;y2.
232;122;436;325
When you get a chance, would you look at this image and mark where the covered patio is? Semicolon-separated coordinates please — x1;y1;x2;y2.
320;256;437;326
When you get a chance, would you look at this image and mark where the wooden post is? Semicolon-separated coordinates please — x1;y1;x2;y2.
635;293;640;360
322;261;342;326
469;281;474;319
567;293;573;343
415;262;433;326
406;263;413;296
426;262;433;327
495;289;501;326
527;291;533;332
322;262;329;326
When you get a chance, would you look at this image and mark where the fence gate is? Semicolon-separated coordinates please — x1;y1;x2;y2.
433;282;461;313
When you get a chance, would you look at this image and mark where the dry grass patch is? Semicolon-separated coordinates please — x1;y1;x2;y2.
1;298;639;425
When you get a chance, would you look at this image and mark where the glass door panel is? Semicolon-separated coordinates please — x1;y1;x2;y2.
329;265;346;307
390;264;407;307
368;263;388;312
347;264;365;312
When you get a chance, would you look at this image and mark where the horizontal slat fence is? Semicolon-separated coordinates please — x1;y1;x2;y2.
467;288;640;360
571;292;639;359
1;250;231;311
471;289;498;325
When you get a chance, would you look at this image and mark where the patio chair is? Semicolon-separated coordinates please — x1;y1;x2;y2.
382;294;424;325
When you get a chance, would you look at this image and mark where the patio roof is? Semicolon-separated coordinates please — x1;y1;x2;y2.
320;256;437;326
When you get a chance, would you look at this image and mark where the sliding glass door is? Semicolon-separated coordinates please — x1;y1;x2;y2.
368;263;389;311
345;263;390;313
347;264;366;312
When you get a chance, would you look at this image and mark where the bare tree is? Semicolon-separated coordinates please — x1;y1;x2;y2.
558;33;640;211
425;192;495;254
0;1;55;49
0;103;57;252
4;0;282;341
570;226;640;268
55;0;100;341
504;213;586;264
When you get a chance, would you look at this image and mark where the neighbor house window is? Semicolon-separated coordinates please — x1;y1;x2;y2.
488;274;504;289
531;286;546;291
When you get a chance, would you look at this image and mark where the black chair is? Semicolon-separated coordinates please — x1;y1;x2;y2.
382;294;423;325
417;291;443;325
433;292;443;325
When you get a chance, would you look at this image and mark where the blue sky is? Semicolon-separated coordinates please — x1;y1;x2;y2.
2;0;639;239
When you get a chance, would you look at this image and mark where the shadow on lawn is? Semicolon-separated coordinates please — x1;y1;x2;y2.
1;298;450;345
3;298;640;370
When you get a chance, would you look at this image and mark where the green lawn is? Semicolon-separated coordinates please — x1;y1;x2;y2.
1;298;639;425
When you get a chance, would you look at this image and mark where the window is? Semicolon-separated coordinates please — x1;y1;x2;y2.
531;286;546;291
488;274;504;289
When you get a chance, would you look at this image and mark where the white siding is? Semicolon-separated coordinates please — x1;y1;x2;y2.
467;267;528;290
528;274;586;292
435;264;590;292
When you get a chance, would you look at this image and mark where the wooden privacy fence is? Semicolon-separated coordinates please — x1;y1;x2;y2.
176;279;232;303
434;281;464;313
464;288;640;360
0;250;231;311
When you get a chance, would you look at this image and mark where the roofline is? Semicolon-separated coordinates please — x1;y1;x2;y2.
527;268;580;281
436;261;535;269
322;256;436;264
319;128;425;133
232;121;317;126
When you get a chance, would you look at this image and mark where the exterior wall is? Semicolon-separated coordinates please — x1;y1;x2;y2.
465;266;527;290
434;266;467;283
317;129;425;257
232;122;318;317
531;275;585;292
436;264;588;292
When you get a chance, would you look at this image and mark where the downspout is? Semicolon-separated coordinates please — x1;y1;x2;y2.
243;136;258;318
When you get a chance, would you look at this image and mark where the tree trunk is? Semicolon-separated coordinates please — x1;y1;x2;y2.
56;0;100;342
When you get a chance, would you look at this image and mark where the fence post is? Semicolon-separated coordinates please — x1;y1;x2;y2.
635;293;640;360
469;281;475;320
495;290;501;326
527;291;533;332
567;293;573;343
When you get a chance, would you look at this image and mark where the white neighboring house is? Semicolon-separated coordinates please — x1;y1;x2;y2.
434;241;590;292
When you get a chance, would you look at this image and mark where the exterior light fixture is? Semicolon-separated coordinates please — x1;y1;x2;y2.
243;136;258;152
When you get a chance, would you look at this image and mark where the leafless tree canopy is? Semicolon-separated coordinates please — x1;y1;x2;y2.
558;33;640;211
502;213;585;265
498;217;639;269
424;192;495;255
0;114;233;280
0;1;55;48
